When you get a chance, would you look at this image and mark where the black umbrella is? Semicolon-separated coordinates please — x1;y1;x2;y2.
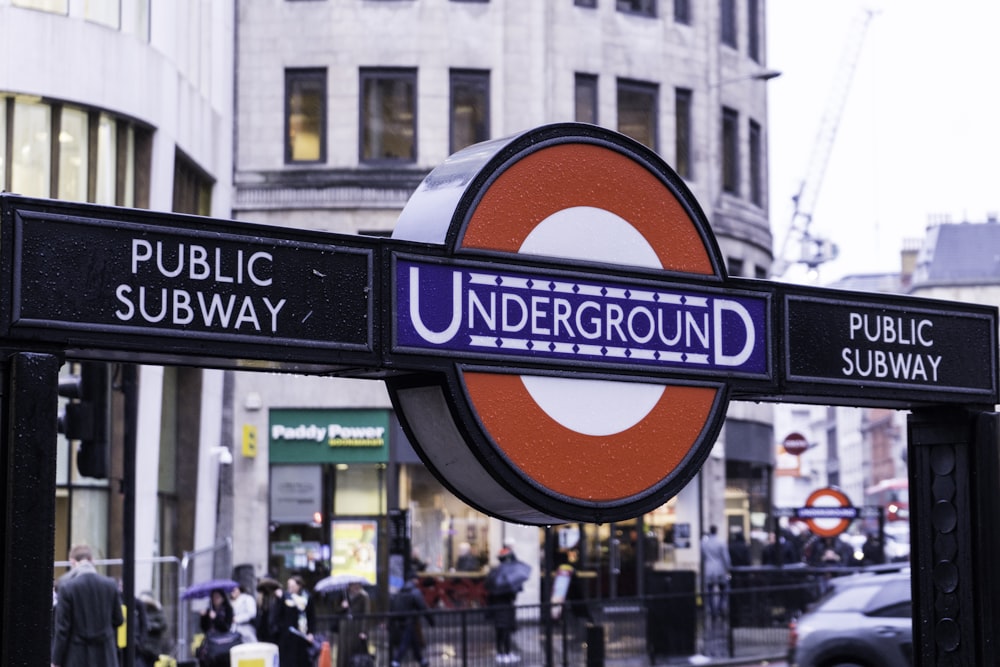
486;560;531;595
181;578;240;600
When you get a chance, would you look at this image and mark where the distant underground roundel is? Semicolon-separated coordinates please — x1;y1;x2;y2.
389;123;730;525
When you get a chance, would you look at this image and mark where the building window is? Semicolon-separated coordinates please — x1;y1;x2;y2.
747;0;760;63
575;0;597;7
721;0;737;48
86;0;120;29
360;68;417;164
173;149;213;216
285;68;326;164
57;107;88;202
575;74;598;125
721;107;739;195
727;257;744;277
674;0;690;24
674;88;692;179
617;79;658;151
0;100;6;190
450;69;489;154
617;0;655;16
749;119;762;206
12;99;51;198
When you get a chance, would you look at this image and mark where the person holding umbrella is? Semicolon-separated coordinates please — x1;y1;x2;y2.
485;547;530;664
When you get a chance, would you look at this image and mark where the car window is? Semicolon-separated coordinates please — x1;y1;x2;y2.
819;584;882;612
868;601;912;618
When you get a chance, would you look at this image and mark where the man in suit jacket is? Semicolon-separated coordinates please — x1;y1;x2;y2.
51;544;124;667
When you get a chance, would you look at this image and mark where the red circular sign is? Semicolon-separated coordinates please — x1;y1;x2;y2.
803;487;853;538
783;432;809;456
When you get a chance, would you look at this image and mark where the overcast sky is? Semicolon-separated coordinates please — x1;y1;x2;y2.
766;0;1000;284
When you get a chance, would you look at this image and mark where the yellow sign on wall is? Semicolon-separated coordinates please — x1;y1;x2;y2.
242;424;257;458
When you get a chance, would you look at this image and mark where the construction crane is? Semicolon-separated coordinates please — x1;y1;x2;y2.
772;9;876;278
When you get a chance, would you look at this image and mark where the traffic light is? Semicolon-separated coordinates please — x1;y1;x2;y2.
58;361;111;479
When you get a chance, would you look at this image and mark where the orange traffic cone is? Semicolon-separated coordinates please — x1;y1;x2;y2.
317;640;332;667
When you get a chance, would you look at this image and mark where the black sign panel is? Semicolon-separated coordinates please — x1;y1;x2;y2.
4;203;375;367
784;293;997;404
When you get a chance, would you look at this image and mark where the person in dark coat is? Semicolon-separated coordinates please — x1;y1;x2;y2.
199;588;234;635
485;547;522;662
390;571;434;667
728;531;752;567
138;592;169;666
272;575;317;667
336;581;372;667
51;544;124;667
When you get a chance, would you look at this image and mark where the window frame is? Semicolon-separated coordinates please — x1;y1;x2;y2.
284;68;328;165
449;69;490;154
359;67;418;165
747;0;761;62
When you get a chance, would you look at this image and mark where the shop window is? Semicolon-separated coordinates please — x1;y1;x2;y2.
617;79;658;152
285;68;327;163
674;88;692;179
360;68;417;164
334;463;385;516
721;106;739;195
575;73;598;125
450;69;489;154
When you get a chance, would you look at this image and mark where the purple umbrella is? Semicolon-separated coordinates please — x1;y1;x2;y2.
181;578;240;600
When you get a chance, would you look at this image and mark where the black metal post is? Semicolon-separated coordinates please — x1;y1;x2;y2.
122;364;138;667
543;525;555;667
908;407;1000;666
0;351;61;666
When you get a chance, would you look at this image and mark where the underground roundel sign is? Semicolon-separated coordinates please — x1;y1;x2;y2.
388;123;765;525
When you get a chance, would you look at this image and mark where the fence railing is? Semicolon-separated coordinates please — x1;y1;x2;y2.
312;580;812;666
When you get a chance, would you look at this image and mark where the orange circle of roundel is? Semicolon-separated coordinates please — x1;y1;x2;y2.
459;142;717;276
464;372;720;502
804;487;853;538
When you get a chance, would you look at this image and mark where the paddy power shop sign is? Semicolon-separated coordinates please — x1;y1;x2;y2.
269;409;389;463
1;124;999;665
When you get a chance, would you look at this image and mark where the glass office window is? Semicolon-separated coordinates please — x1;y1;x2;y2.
85;0;120;29
360;68;417;163
285;68;327;163
722;107;739;195
13;0;68;13
58;107;89;202
617;79;658;151
12;99;51;198
748;0;760;62
575;73;598;125
674;88;692;179
450;69;489;153
674;0;690;24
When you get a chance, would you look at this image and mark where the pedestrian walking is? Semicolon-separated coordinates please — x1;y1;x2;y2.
336;581;372;667
51;544;124;667
273;575;317;667
390;571;434;667
485;547;529;663
701;525;731;620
